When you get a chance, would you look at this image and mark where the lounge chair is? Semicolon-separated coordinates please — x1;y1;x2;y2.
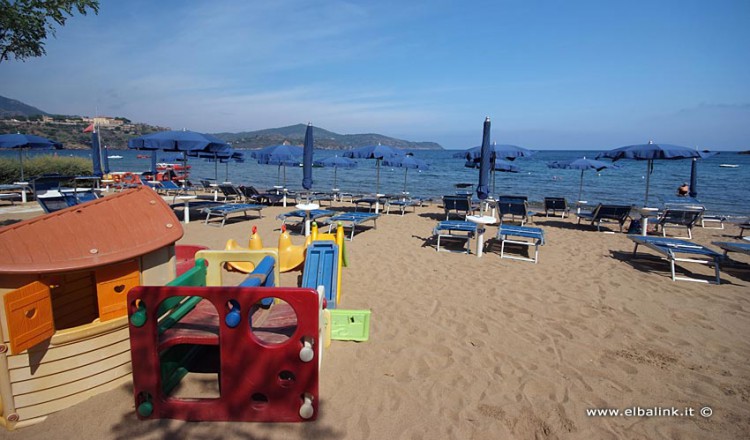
738;222;750;238
353;195;387;213
322;212;379;240
276;209;336;229
385;197;420;215
442;195;473;220
654;207;704;239
496;197;535;226
217;183;243;202
711;241;750;258
432;220;477;253
543;197;568;218
576;203;632;232
201;203;265;227
494;225;545;263
628;235;724;284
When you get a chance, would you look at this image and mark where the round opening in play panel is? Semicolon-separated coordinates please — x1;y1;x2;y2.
248;297;298;345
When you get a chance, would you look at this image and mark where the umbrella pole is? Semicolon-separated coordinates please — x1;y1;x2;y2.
578;169;584;203
18;150;24;182
333;167;338;189
644;160;652;206
277;164;281;186
403;168;408;194
214;155;218;181
376;158;381;195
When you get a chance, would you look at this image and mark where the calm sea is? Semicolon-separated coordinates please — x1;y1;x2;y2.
5;149;750;218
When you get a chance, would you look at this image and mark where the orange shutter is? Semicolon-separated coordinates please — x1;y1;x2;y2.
95;260;140;322
4;281;55;354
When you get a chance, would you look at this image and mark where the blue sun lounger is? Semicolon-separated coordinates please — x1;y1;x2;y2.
628;235;724;284
276;209;335;227
323;212;379;240
495;225;545;263
201;203;264;227
433;220;477;253
712;241;750;257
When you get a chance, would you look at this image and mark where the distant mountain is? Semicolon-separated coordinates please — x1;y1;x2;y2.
0;95;444;150
213;124;443;151
0;95;49;118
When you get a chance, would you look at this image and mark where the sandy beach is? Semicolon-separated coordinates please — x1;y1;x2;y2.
1;197;749;440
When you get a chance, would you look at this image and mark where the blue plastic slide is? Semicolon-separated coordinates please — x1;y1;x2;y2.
301;241;339;309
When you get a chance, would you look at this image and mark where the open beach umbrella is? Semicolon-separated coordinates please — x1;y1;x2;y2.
454;142;535;163
314;155;357;189
547;157;618;203
465;157;520;194
383;153;429;194
302;123;314;190
190;148;242;182
0;133;63;181
596;141;712;206
251;144;303;187
128;129;230;176
343;144;404;195
476;117;492;201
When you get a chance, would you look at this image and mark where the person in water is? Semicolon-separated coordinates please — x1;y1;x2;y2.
677;182;689;196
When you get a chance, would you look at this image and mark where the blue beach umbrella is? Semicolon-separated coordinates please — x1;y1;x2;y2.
302;123;314;190
251;144;303;187
465;158;520;194
476;117;492;201
314;155;357;189
343;144;404;195
455;142;535;162
596;141;712;206
128;129;230;175
689;159;698;199
383;153;429;194
547;157;618;203
0;133;63;181
90;128;103;177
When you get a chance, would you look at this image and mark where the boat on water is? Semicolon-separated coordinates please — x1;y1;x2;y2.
156;162;191;171
136;154;150;159
107;155;123;159
719;164;739;168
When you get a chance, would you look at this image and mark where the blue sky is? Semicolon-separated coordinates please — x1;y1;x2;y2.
1;0;748;150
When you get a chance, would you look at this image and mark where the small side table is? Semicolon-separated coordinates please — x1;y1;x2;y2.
13;182;29;203
466;215;497;258
175;195;198;224
639;207;660;237
296;203;320;236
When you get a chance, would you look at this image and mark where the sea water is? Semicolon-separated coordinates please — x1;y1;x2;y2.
5;149;749;218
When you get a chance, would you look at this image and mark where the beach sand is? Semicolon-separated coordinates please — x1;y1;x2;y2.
1;198;749;440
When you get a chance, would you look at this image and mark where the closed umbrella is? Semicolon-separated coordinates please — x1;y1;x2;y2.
343;144;403;195
302;123;314;191
313;155;357;189
477;117;492;202
547;157;618;204
382;153;429;194
596;141;711;206
0;133;63;181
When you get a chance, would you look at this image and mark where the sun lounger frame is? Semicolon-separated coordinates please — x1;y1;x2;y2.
495;225;545;263
628;236;723;284
712;241;750;258
433;220;477;253
202;203;264;227
324;212;379;240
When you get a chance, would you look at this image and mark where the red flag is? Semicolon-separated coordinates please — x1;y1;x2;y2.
83;123;95;133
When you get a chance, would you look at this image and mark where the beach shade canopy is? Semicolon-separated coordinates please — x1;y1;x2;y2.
128;129;230;175
454;142;535;162
465;157;519;194
251;144;303;187
383;153;429;194
189;148;243;181
0;133;63;181
313;155;357;189
596;141;712;206
343;144;404;195
547;157;618;203
302;123;314;190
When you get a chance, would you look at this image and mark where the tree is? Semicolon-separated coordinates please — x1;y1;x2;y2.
0;0;99;64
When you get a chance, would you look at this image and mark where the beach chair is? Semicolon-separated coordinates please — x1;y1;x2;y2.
442;195;473;220
276;209;336;229
432;220;476;253
712;241;750;258
543;197;568;218
740;223;750;238
217;183;243;202
628;235;724;284
576;203;632;232
385;197;420;215
496;197;535;226
654;207;704;239
353;195;387;213
322;212;379;240
201;203;265;227
494;225;545;263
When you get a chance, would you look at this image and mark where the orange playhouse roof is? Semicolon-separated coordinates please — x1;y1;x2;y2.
0;186;183;274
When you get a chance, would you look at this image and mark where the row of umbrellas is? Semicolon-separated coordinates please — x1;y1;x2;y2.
1;124;712;205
